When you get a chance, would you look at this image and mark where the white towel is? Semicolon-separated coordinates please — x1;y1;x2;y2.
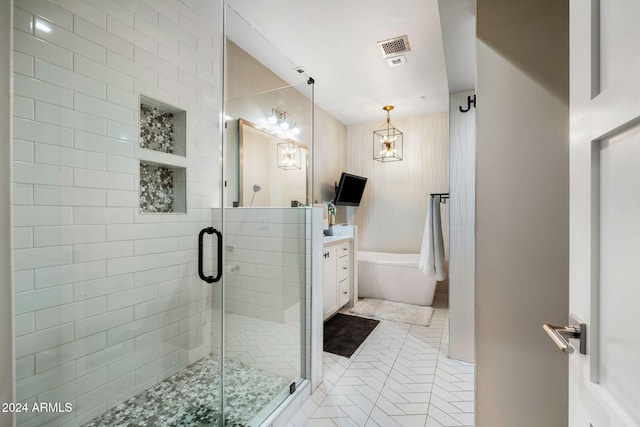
419;195;446;281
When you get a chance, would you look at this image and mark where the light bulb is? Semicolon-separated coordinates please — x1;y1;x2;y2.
280;121;290;130
267;114;278;125
381;134;396;143
291;127;300;135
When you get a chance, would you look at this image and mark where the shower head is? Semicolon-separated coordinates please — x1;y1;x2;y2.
250;184;261;207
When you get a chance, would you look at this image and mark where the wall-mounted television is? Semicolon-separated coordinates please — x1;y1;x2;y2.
333;172;368;206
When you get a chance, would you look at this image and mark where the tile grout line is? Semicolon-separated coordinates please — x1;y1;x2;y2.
321;320;412;425
425;308;448;426
365;323;412;426
289;308;469;427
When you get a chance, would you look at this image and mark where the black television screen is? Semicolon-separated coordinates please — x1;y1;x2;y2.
334;173;367;206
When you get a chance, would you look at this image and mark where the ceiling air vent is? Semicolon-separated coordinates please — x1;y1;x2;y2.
377;35;411;58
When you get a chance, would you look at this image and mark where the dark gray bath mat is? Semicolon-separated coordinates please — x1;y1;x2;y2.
323;313;380;358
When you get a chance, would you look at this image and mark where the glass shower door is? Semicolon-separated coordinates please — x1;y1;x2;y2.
223;84;312;426
221;5;313;425
11;0;225;425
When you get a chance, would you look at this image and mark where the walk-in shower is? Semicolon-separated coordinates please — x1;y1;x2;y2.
10;2;312;425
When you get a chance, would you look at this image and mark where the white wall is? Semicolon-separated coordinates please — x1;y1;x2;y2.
476;0;569;425
346;113;449;255
11;1;222;425
449;91;475;363
1;1;15;426
314;108;347;221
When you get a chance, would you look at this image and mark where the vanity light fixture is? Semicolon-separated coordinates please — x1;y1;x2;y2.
277;142;302;170
291;120;301;136
267;108;279;125
373;105;403;162
267;107;300;136
279;113;290;130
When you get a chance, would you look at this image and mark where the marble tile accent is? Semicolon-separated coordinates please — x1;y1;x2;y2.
140;103;175;154
139;162;174;213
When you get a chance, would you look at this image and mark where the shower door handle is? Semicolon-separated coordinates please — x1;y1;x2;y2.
198;227;223;283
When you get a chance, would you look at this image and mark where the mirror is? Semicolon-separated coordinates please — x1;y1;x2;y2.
224;38;313;207
238;118;308;207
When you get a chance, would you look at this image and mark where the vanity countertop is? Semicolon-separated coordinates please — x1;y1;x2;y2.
323;236;352;246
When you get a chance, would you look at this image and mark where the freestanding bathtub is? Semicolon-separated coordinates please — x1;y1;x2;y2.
358;251;437;306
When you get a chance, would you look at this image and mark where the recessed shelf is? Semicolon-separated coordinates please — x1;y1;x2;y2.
139;161;186;214
139;95;186;156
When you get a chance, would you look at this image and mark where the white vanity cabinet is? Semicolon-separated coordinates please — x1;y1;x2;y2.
323;237;352;320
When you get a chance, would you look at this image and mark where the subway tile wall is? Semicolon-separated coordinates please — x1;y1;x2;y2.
12;1;223;426
224;208;307;323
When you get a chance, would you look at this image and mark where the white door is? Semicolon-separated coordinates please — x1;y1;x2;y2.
567;1;640;425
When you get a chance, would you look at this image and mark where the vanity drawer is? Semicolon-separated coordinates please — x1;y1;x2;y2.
338;257;349;281
338;243;350;258
339;278;349;306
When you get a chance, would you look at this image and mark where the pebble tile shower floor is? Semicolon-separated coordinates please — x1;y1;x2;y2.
83;356;288;427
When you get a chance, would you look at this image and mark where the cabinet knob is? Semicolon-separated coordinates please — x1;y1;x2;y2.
343;291;348;294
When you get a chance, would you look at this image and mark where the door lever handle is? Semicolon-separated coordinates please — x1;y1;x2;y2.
543;319;587;355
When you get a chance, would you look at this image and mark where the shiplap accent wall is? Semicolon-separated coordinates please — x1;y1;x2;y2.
449;91;475;363
346;113;449;255
11;1;222;425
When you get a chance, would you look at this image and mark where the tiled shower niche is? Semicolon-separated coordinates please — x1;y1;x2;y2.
139;161;186;213
139;95;187;156
138;95;187;214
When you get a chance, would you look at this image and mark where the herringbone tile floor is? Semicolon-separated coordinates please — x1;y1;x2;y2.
285;305;475;426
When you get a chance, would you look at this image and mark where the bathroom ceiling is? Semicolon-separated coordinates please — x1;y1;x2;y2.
225;0;469;126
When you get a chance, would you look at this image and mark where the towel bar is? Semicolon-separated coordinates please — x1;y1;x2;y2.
430;193;449;203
